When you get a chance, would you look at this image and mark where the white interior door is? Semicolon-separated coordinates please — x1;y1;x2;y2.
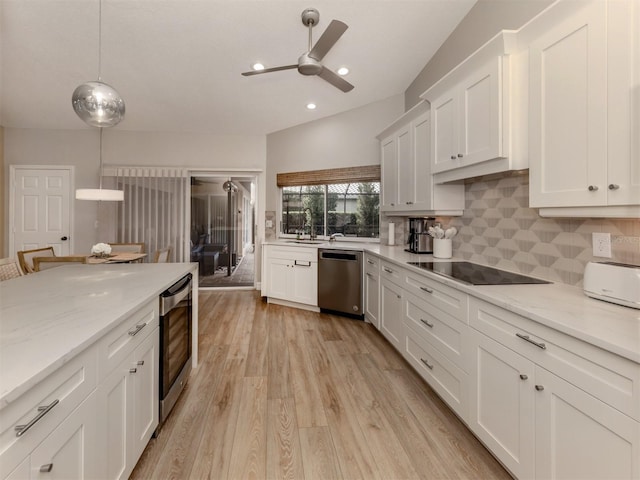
10;166;74;256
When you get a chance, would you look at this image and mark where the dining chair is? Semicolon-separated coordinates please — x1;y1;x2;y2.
109;242;146;254
153;247;171;263
17;247;56;274
0;257;24;281
33;255;87;271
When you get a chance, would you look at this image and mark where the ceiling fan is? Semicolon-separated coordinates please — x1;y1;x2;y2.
242;8;354;93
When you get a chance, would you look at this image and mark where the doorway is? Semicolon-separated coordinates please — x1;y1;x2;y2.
190;175;256;288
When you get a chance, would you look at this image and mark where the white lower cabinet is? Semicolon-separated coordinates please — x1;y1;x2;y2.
364;254;380;328
262;245;318;307
100;328;159;480
380;277;404;351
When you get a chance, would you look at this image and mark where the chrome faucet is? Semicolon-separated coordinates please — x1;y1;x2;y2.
329;233;344;243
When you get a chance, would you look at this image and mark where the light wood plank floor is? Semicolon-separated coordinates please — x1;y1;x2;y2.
131;291;511;480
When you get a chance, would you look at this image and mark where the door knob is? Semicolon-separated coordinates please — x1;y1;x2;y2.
60;236;68;241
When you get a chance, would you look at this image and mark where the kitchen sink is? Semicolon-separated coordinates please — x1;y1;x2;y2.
285;240;327;245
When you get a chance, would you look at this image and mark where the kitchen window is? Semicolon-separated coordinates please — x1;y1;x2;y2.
281;182;380;239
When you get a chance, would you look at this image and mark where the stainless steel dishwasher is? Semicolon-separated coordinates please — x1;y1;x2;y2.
318;249;363;318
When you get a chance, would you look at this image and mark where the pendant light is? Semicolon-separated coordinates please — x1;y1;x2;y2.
72;0;125;201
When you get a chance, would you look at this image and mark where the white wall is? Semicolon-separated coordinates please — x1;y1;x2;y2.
265;94;404;214
3;128;266;255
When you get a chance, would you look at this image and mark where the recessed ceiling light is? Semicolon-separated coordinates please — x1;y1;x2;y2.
252;63;265;71
306;103;317;110
337;67;349;76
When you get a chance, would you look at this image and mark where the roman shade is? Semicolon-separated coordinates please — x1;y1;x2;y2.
276;165;381;187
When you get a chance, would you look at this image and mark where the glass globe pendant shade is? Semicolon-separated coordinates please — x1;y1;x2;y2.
75;188;124;201
72;81;125;127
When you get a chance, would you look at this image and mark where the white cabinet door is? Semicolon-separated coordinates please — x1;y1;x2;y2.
290;262;318;306
101;364;129;480
411;113;431;211
364;270;380;329
380;278;404;351
130;330;159;465
469;329;535;480
458;59;502;165
266;258;290;300
431;91;458;173
380;135;398;211
535;367;640;480
529;1;608;207
396;125;413;208
30;391;100;480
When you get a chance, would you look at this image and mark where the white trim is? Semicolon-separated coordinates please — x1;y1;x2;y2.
9;165;75;257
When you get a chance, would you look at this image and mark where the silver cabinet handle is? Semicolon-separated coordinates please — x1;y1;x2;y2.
520;374;528;380
129;368;137;374
366;273;373;278
40;464;54;473
457;153;463;158
535;385;544;391
383;267;393;274
516;333;546;350
390;203;395;206
450;155;456;160
420;318;434;328
367;259;374;265
419;286;433;294
294;260;311;267
396;294;401;299
420;358;434;370
588;185;599;191
15;399;59;437
608;184;620;190
406;201;413;205
128;322;147;336
137;360;144;366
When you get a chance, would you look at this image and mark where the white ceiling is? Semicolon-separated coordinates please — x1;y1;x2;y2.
0;0;475;135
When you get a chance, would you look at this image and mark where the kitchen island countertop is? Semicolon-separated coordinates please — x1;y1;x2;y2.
0;263;197;410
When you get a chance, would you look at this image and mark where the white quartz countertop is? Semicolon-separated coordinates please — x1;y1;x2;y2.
0;263;196;410
264;240;640;363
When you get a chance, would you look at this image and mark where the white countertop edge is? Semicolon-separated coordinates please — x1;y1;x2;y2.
0;263;198;409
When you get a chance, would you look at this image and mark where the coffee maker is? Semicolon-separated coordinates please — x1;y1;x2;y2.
407;217;435;254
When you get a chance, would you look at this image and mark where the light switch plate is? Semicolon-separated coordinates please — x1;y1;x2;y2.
592;232;612;258
266;219;273;228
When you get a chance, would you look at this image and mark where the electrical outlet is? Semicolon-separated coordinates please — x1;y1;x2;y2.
592;232;612;258
265;219;273;229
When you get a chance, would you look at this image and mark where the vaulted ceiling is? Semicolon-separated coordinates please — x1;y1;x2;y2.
0;0;475;135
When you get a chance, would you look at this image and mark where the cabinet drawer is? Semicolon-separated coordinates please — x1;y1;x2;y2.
0;347;98;479
404;291;471;372
404;270;468;323
404;324;468;422
98;299;159;380
364;254;379;275
267;246;317;262
380;260;404;287
469;297;640;421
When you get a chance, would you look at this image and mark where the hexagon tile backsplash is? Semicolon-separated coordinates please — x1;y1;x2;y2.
441;173;639;287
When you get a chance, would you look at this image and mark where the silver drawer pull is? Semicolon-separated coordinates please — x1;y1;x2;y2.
294;260;311;267
608;184;620;190
420;318;434;328
519;374;528;380
15;399;59;437
420;358;434;370
406;201;413;205
450;155;456;160
383;267;394;274
588;185;599;191
128;323;147;336
367;259;375;265
516;333;546;350
137;360;145;366
129;368;138;374
535;385;544;391
419;286;433;294
40;464;54;473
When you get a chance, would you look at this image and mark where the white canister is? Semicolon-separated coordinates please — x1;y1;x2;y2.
433;238;452;259
388;222;395;246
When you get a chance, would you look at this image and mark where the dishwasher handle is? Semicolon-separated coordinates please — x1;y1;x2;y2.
319;251;359;262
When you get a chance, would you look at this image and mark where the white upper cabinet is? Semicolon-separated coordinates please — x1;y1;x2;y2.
378;102;464;215
525;0;640;217
421;32;527;184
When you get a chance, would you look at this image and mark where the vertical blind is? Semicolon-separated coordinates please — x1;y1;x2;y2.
110;167;188;262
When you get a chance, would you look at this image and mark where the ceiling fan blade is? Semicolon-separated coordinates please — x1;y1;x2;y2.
318;67;354;92
241;65;298;76
309;20;348;61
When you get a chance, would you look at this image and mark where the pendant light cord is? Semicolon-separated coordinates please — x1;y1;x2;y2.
99;128;104;189
98;0;102;81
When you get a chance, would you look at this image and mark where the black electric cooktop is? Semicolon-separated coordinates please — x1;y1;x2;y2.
407;261;551;286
